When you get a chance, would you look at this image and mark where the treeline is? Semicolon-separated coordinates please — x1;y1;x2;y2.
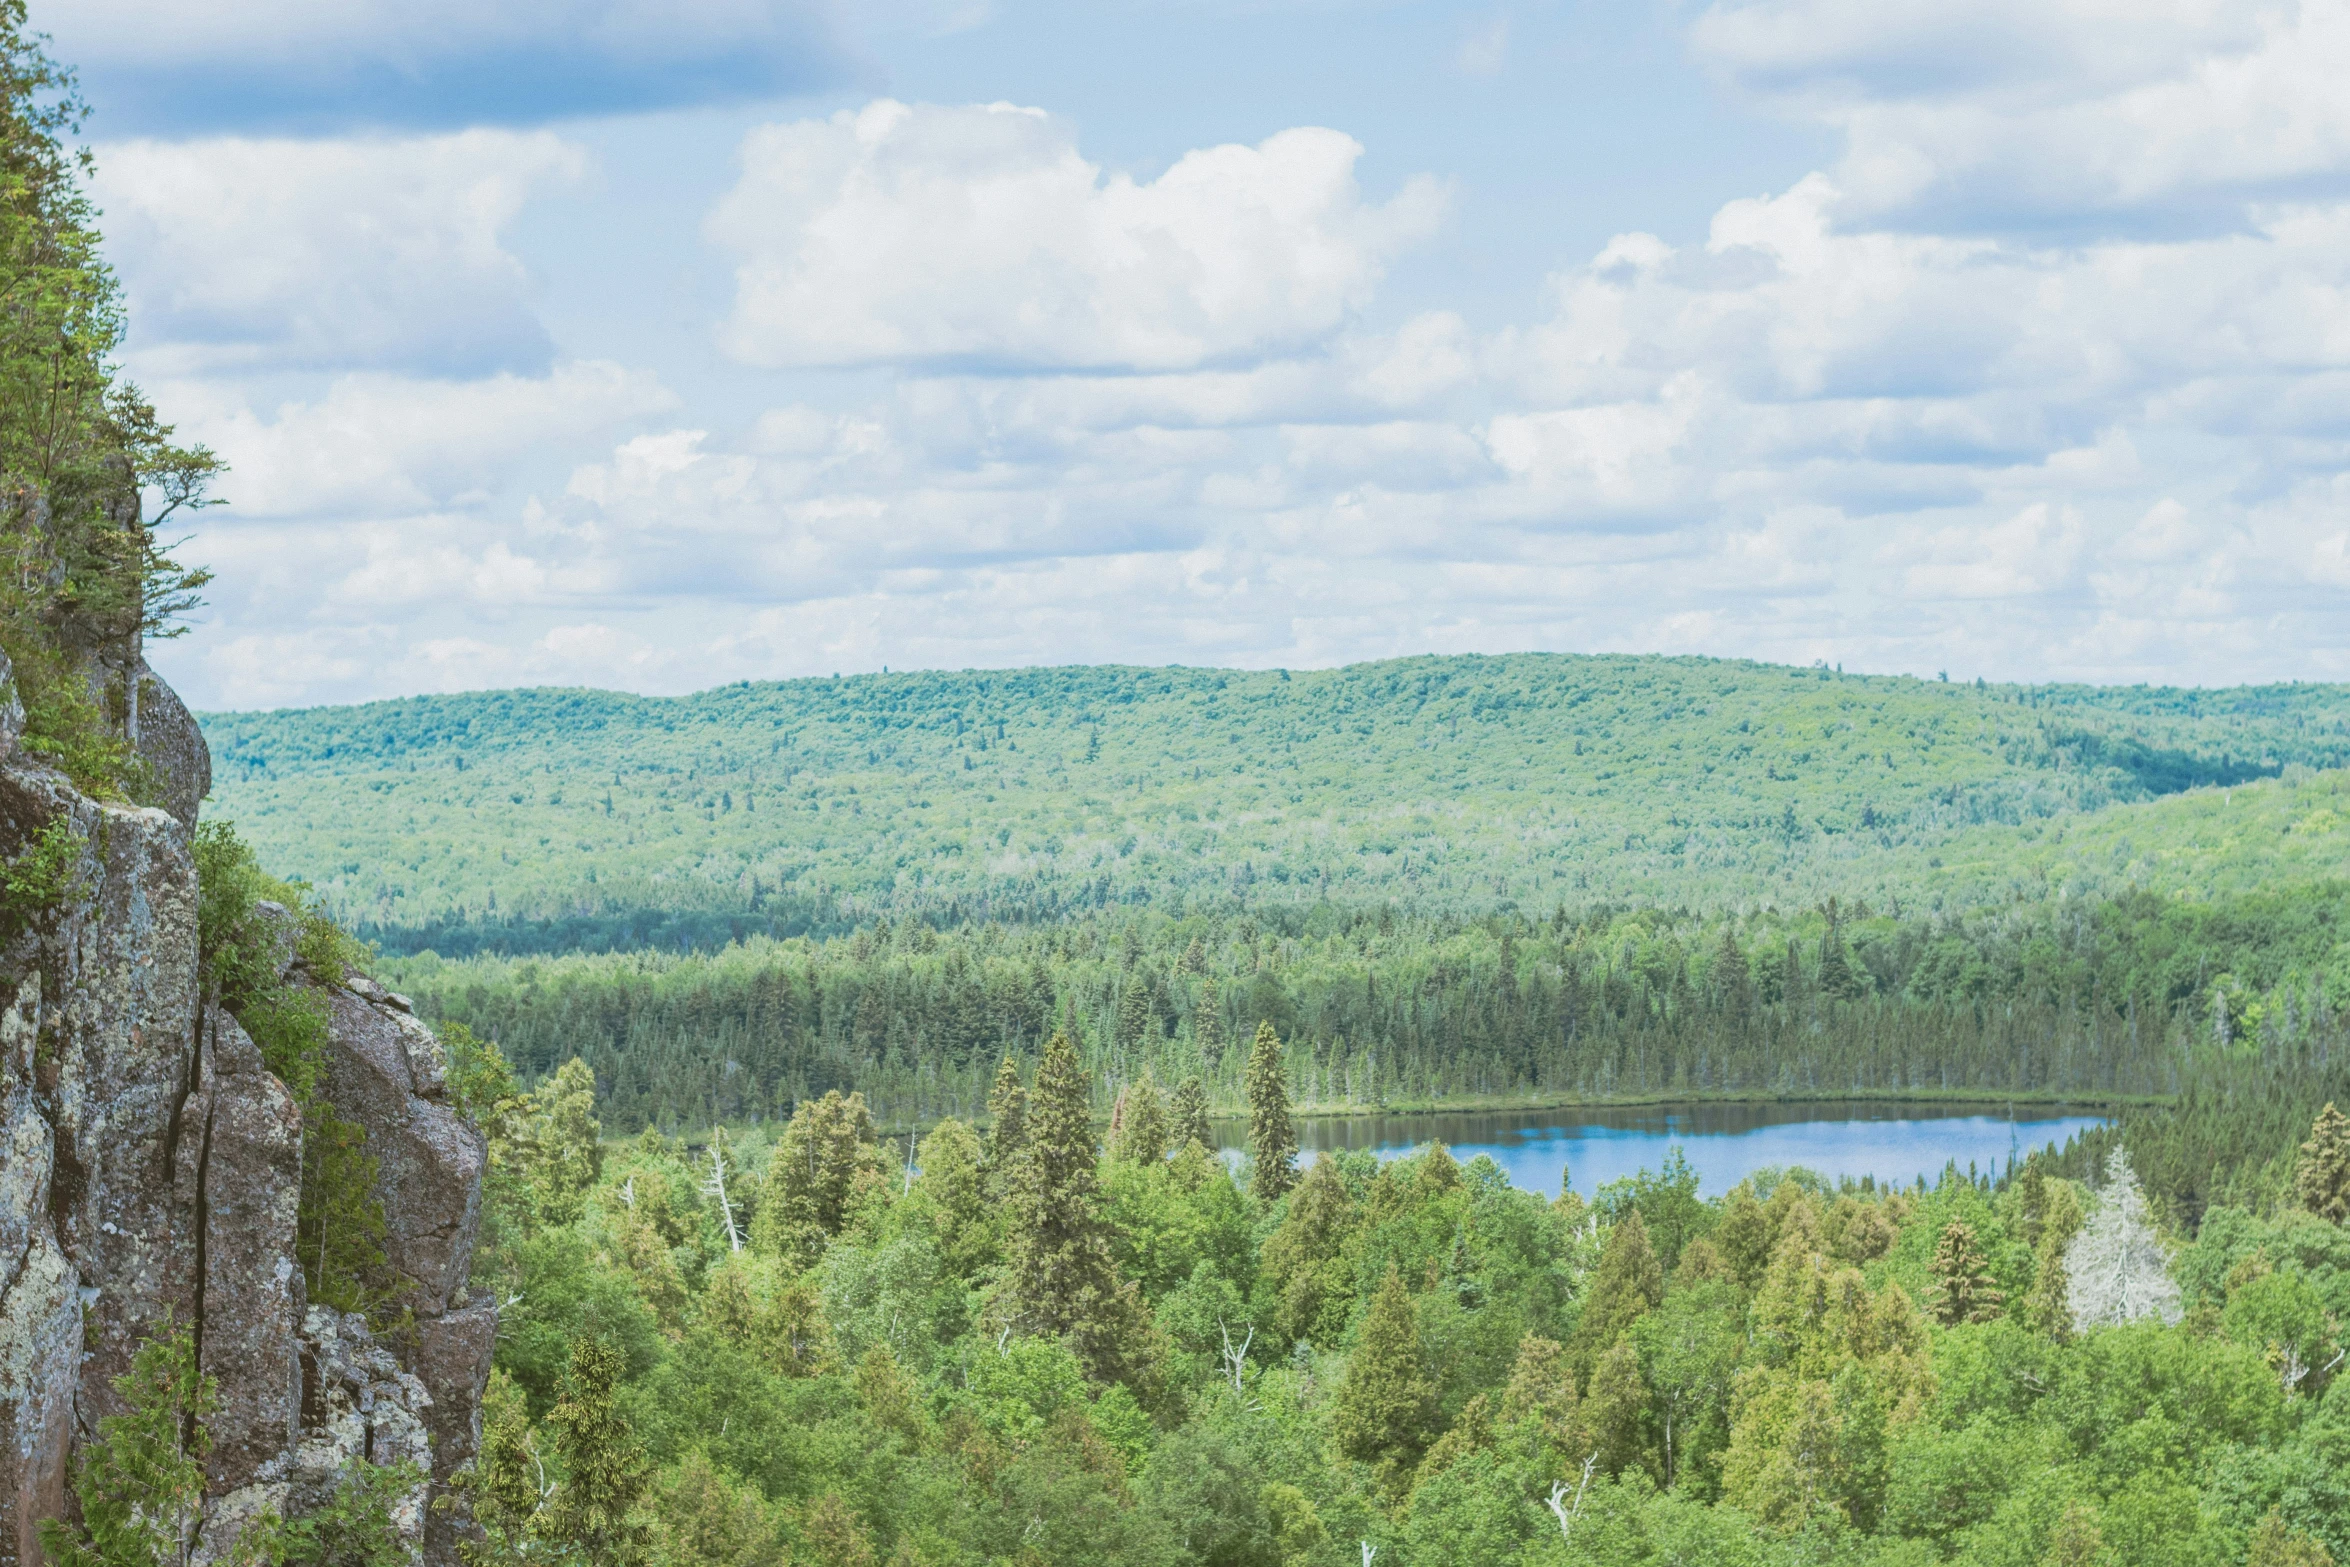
384;882;2350;1221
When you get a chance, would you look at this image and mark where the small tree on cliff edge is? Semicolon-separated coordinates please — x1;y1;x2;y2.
42;1322;212;1567
1246;1021;1298;1201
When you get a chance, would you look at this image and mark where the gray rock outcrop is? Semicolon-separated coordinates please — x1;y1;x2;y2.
0;658;492;1567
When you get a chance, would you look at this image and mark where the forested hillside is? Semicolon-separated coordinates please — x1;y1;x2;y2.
198;656;2350;955
385;876;2350;1224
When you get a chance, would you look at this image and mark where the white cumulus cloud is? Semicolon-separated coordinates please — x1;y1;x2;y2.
94;130;585;376
708;100;1448;372
1693;0;2350;229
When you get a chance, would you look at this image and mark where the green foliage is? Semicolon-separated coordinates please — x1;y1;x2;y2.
1002;1032;1156;1390
0;811;77;937
533;1336;653;1567
2297;1102;2350;1224
521;1059;605;1229
749;1090;883;1266
0;5;217;804
234;1459;424;1567
198;657;2350;951
40;1323;211;1567
450;1370;544;1567
193;820;391;1315
1334;1264;1439;1498
1928;1220;2006;1326
1245;1021;1296;1202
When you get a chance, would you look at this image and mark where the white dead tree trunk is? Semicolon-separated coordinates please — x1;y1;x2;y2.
701;1130;743;1253
1218;1320;1254;1393
1547;1453;1598;1547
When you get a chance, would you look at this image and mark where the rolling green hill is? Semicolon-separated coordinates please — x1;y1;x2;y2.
195;653;2350;954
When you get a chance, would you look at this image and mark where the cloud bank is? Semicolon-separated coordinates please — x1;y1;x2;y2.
102;0;2350;708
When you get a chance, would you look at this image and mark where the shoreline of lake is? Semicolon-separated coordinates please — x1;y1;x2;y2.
1207;1098;2110;1198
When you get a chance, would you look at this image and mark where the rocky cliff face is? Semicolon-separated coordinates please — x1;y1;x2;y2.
0;655;493;1566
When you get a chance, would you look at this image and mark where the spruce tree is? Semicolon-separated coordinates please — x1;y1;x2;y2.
1193;979;1225;1069
984;1055;1028;1195
1571;1209;1664;1378
751;1091;885;1266
1334;1264;1438;1499
2296;1103;2350;1224
1003;1031;1154;1388
1712;927;1750;1018
1168;1075;1213;1152
1115;976;1155;1050
1245;1020;1298;1201
1927;1220;2004;1325
1816;920;1863;1003
1585;1338;1652;1478
798;1494;876;1567
532;1336;651;1567
1261;1156;1360;1344
1116;1068;1169;1164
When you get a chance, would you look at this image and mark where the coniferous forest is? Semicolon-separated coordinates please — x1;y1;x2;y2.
10;8;2350;1565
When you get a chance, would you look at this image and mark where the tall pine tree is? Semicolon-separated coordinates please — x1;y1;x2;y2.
1003;1031;1155;1389
750;1090;885;1266
1115;1067;1169;1164
532;1336;651;1567
984;1054;1028;1197
1168;1075;1213;1153
1245;1020;1298;1201
1193;979;1225;1069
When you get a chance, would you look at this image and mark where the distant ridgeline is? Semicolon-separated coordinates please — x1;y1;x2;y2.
197;653;2350;957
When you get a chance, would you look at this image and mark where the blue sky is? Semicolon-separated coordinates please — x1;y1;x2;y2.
50;0;2350;708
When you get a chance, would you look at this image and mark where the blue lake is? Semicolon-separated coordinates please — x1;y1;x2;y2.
1213;1102;2105;1199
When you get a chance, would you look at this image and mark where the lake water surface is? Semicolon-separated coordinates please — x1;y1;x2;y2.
1212;1102;2105;1199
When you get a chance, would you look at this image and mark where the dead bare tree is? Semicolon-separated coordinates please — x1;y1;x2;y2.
1547;1453;1599;1547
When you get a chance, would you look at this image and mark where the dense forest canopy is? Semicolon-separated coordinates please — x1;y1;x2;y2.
13;6;2349;1561
198;658;2350;956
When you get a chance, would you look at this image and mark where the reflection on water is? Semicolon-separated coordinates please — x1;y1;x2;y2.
1211;1101;2105;1199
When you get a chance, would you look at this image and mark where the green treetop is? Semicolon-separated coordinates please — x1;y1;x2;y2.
41;1322;211;1567
1114;1067;1168;1164
1571;1208;1664;1380
751;1089;886;1267
1334;1263;1439;1501
1002;1030;1154;1389
521;1058;602;1228
1168;1074;1212;1152
984;1054;1028;1193
531;1336;651;1567
2296;1102;2349;1224
1245;1021;1297;1201
1927;1219;2005;1326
